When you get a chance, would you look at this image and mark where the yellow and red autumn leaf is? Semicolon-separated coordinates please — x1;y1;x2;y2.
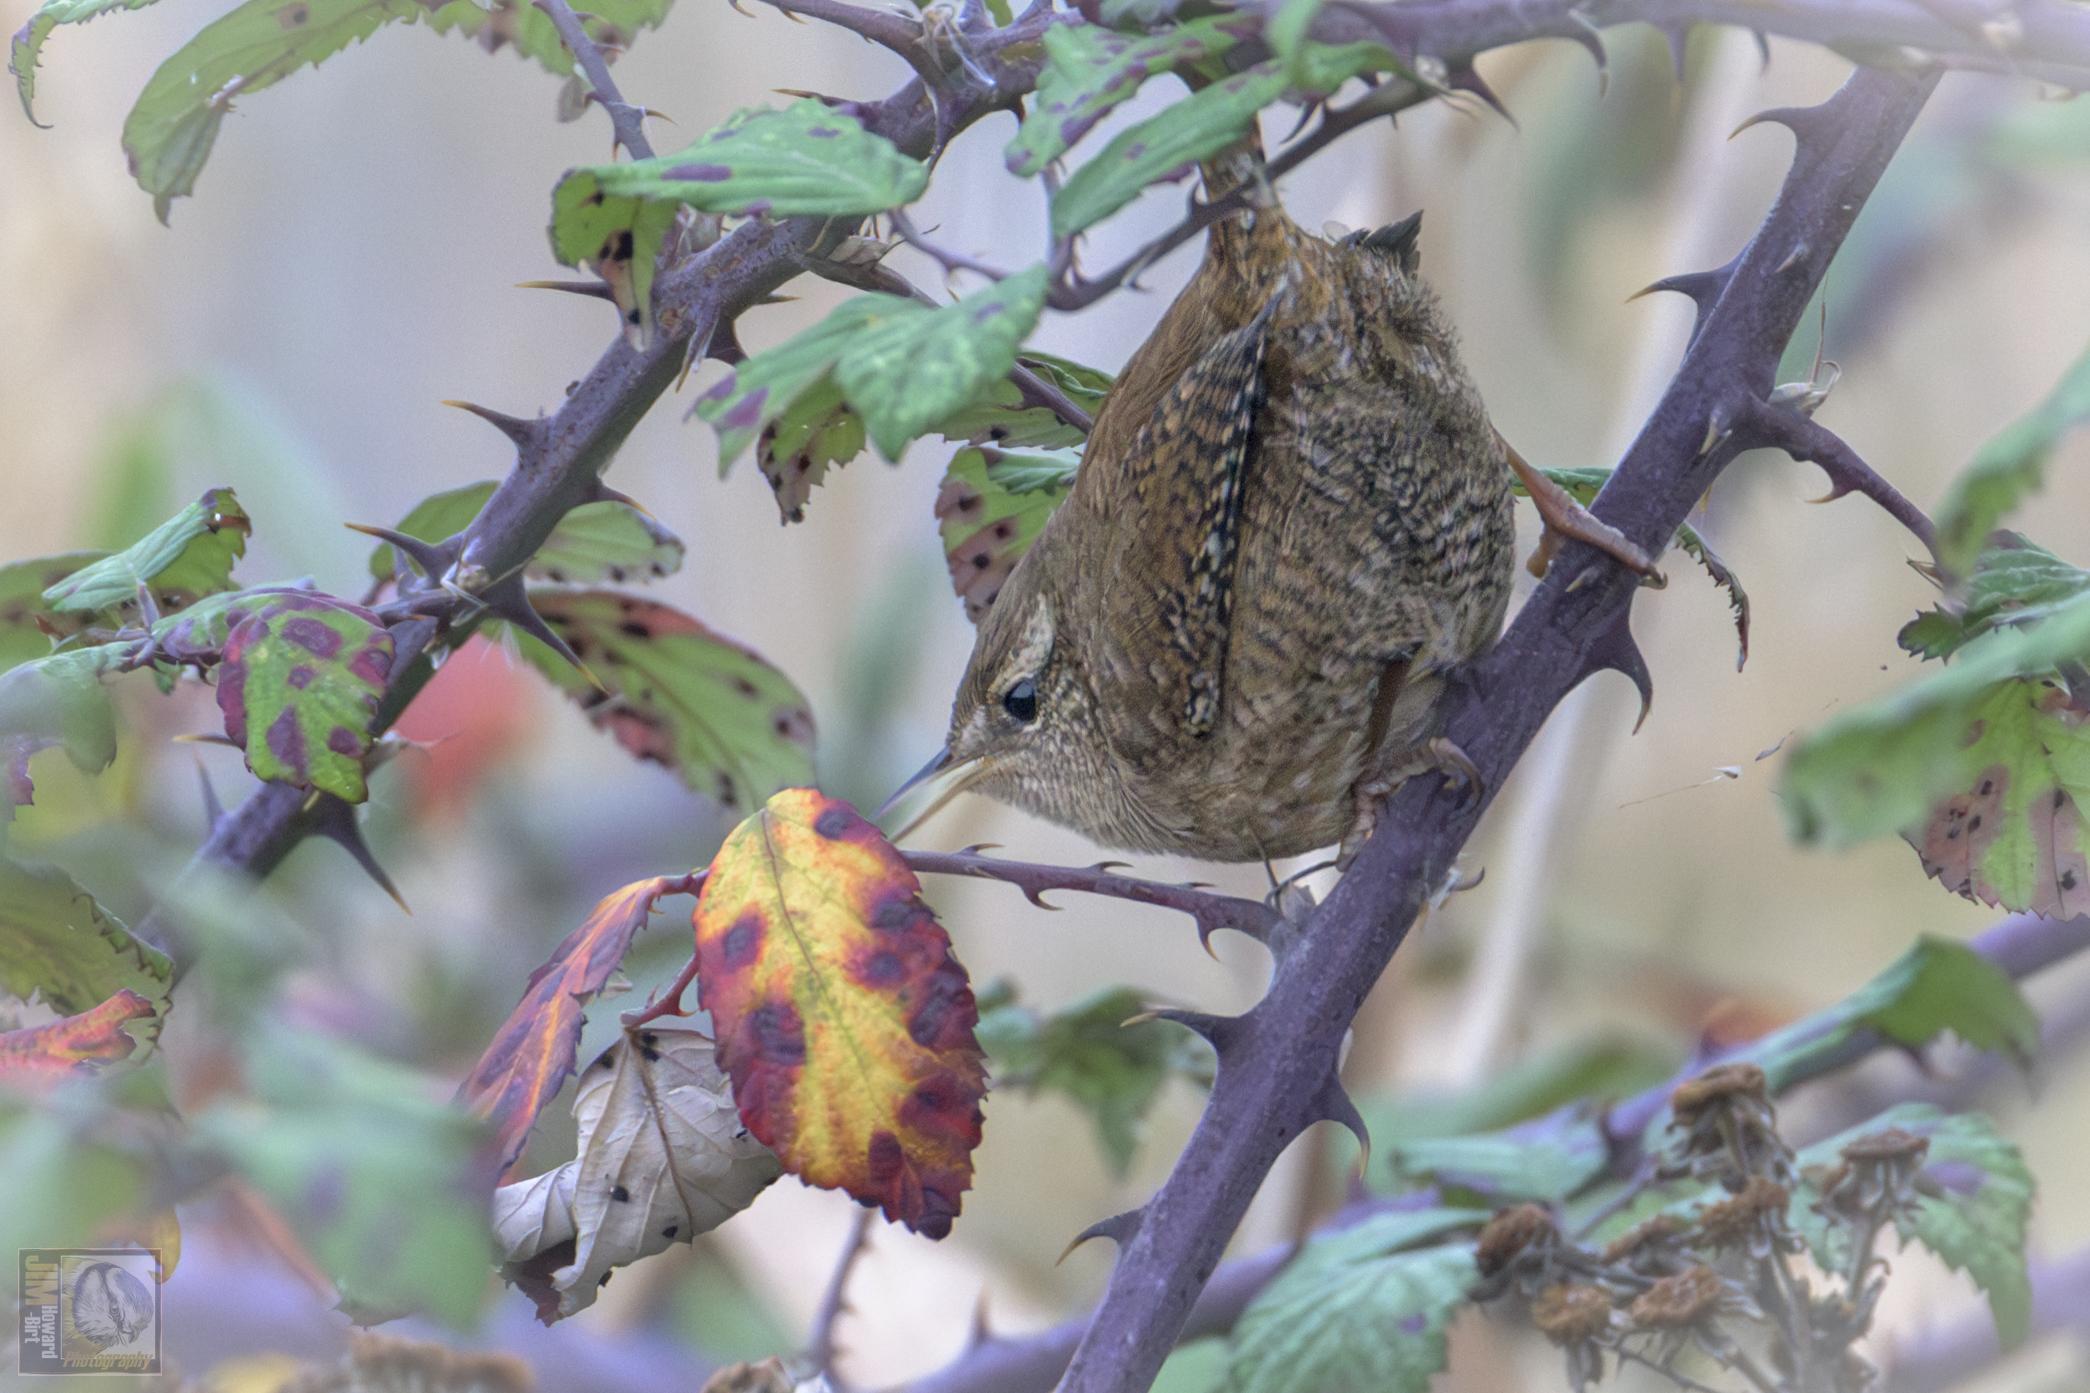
460;876;683;1175
0;988;154;1089
693;788;985;1237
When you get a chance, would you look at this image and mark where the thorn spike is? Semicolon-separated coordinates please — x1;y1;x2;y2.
1589;616;1654;734
194;758;226;831
1140;1007;1241;1054
483;575;609;694
440;399;540;448
515;278;616;301
1315;1077;1372;1176
1448;61;1516;129
1056;1208;1143;1265
590;482;654;516
342;522;454;580
309;794;410;913
1657;22;1690;80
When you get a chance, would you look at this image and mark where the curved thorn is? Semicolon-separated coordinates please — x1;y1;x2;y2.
1314;1076;1372;1176
309;795;410;914
483;575;608;693
342;522;453;580
171;732;243;749
1024;887;1062;911
440;399;540;448
966;1289;995;1352
1656;21;1690;80
590;482;654;516
1561;12;1607;77
1135;1006;1241;1054
1729;103;1831;144
1056;1208;1143;1266
1448;61;1516;129
1589;615;1654;734
194;758;226;831
1626;267;1725;311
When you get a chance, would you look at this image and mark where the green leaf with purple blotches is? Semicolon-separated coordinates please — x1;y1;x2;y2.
1005;17;1250;177
215;594;393;803
42;488;249;615
0;552;103;675
695;298;893;470
835;265;1050;460
364;482;683;585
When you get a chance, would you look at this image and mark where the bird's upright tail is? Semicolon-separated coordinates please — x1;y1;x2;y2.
1197;120;1299;281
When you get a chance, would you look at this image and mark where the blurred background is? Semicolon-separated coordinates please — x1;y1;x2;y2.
3;2;2088;1388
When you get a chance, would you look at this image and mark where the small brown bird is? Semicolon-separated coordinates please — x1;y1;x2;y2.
898;143;1651;864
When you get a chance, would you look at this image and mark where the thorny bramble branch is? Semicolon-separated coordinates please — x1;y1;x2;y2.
534;0;657;160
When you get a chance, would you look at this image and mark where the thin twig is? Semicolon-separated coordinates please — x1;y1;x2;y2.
905;848;1277;945
808;1209;877;1378
1746;400;1940;559
533;0;657;160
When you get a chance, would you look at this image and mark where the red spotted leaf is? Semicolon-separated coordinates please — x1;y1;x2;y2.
513;590;815;813
460;876;684;1175
935;446;1075;623
0;988;155;1089
692;788;985;1237
215;594;394;803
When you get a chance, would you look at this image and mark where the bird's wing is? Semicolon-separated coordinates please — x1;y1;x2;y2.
1095;296;1276;742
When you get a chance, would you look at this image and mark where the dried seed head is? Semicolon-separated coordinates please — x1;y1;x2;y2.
1600;1213;1686;1266
1841;1127;1929;1166
1695;1176;1790;1250
1818;1126;1931;1220
1628;1266;1725;1330
1533;1283;1615;1346
1670;1063;1767;1122
1476;1203;1555;1276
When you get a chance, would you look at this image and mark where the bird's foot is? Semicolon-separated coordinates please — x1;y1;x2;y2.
1500;434;1665;582
1338;736;1483;866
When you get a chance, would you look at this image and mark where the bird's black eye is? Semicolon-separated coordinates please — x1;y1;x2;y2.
1002;678;1038;724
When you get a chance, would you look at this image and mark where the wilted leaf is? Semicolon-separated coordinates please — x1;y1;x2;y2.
755;380;866;525
0;988;155;1088
512;591;815;813
1791;1105;2033;1345
1899;535;2090;662
493;1028;780;1321
365;482;683;585
10;0;162;121
0;859;172;1029
1005;17;1251;176
1228;1208;1484;1393
1390;1126;1607;1204
215;593;394;803
974;982;1211;1175
460;876;684;1175
0;646;127;827
692;789;986;1237
1752;935;2039;1089
41;488;248;614
936;445;1077;621
1934;341;2090;578
0;553;102;675
424;0;672;77
195;1028;496;1325
1783;590;2090;917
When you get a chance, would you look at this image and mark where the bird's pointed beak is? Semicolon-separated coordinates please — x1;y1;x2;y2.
876;747;954;819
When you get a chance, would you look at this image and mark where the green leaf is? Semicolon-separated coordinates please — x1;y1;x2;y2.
1265;0;1324;76
552;102;928;250
1362;1036;1674;1165
835;266;1051;459
365;482;684;585
1229;1209;1483;1393
1782;589;2090;915
1052;65;1286;239
696;298;894;469
1792;1105;2033;1345
1935;341;2090;578
1752;936;2039;1089
0;646;127;827
42;488;249;614
1389;1125;1607;1204
215;594;394;803
0;552;103;675
754;379;866;525
513;590;815;813
1049;46;1392;238
1899;536;2090;662
974;982;1212;1175
10;0;163;122
936;444;1078;621
932;351;1113;451
0;858;171;1028
147;584;316;663
1005;17;1250;177
423;0;672;78
702;268;1050;467
196;1027;495;1324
